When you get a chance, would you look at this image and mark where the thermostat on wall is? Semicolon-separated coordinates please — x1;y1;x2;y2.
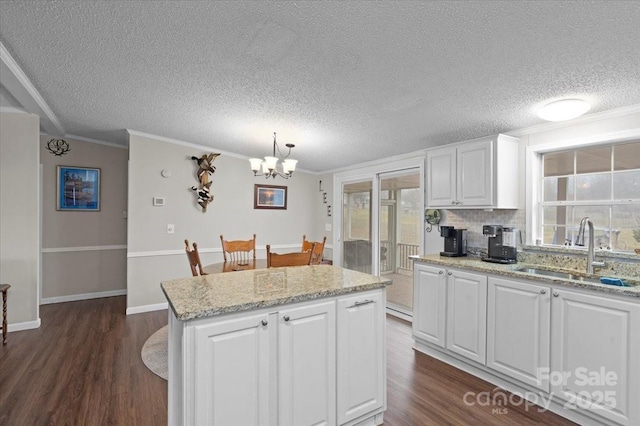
153;197;165;206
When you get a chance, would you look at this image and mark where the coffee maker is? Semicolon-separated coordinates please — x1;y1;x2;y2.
440;226;467;257
482;225;518;264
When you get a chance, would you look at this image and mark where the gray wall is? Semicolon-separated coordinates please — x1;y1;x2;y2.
126;133;327;312
40;136;128;301
0;112;40;328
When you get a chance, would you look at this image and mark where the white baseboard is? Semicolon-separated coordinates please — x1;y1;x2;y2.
126;302;168;315
6;318;41;332
40;289;127;305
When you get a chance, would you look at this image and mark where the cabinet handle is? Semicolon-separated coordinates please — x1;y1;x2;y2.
451;201;456;205
347;299;375;308
261;320;268;326
447;272;452;276
540;289;546;294
553;292;559;297
438;270;444;275
283;315;290;322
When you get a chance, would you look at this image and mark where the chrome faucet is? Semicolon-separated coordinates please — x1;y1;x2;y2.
575;217;606;274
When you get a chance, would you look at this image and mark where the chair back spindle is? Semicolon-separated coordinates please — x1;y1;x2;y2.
185;239;207;276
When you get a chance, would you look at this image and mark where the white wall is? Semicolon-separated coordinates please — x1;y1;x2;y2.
40;136;128;302
0;112;40;329
423;108;640;252
126;132;323;312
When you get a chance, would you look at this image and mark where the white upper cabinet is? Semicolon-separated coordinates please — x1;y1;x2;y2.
426;134;519;209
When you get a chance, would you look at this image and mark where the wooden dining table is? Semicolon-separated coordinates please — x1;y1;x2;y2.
203;259;268;274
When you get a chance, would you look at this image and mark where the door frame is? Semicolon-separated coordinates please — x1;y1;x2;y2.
333;155;425;276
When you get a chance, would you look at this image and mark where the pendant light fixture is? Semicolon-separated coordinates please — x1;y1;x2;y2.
249;132;298;179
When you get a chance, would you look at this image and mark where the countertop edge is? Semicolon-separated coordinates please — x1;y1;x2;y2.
410;255;640;299
162;276;392;321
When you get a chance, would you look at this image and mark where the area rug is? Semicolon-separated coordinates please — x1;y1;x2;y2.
141;325;168;380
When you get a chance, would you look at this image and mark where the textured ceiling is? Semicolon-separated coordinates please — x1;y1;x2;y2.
1;1;640;172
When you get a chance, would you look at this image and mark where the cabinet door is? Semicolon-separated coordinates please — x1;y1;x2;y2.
192;313;271;426
426;146;456;207
279;301;336;426
337;290;385;424
446;269;487;365
551;290;640;426
487;277;550;392
456;139;493;206
413;263;447;347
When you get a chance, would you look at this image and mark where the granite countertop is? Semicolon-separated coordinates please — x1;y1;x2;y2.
161;264;392;321
410;254;640;299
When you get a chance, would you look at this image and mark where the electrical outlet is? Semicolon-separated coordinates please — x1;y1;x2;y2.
167;224;175;234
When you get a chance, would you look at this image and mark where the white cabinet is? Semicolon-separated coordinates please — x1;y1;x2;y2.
173;289;387;426
445;269;488;365
337;291;385;425
487;277;551;392
412;266;487;365
412;261;640;426
412;263;447;348
279;301;336;426
551;289;640;426
192;312;271;426
426;134;519;209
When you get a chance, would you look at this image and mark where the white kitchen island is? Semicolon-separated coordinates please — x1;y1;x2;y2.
161;264;392;426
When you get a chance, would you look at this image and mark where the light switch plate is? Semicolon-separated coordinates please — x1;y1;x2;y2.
153;197;165;206
167;224;175;234
325;223;332;232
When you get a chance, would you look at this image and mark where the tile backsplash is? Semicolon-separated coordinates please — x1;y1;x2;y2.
441;209;526;249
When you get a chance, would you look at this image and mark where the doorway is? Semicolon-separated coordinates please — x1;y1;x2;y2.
379;170;421;316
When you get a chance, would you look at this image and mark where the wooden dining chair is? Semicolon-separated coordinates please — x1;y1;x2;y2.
266;244;315;268
185;239;207;276
220;234;256;263
302;235;327;265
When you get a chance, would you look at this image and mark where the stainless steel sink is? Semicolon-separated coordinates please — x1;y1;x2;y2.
514;267;602;284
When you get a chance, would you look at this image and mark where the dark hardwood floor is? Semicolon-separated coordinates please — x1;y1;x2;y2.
0;296;575;425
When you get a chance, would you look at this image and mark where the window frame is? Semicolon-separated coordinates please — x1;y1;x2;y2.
526;128;640;251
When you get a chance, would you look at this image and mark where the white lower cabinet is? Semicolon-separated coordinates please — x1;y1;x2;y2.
178;289;386;426
412;263;447;348
413;262;640;426
412;265;487;365
487;277;550;392
337;291;385;425
279;301;336;426
551;289;640;426
445;269;487;365
192;312;271;426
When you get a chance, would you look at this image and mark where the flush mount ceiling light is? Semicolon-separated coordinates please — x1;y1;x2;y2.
537;99;591;122
249;132;298;179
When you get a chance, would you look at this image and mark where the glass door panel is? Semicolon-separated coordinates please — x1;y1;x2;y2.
342;180;373;273
379;170;421;314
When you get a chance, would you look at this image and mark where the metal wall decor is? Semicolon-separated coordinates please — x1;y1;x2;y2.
46;138;70;156
190;153;220;212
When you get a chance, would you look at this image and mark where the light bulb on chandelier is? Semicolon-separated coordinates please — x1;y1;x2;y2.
249;132;298;179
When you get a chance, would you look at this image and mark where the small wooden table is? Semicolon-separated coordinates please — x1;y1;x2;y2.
203;259;268;274
0;283;10;345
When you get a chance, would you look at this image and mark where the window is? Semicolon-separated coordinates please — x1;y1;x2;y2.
540;141;640;252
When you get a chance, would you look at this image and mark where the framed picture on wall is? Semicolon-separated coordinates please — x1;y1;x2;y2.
57;166;101;211
254;184;287;210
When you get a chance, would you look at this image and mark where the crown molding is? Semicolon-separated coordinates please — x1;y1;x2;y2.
507;103;640;137
0;42;65;136
63;133;128;150
126;129;314;174
0;106;27;114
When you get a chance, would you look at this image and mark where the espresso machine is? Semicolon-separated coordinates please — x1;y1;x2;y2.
482;225;518;264
440;226;467;257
